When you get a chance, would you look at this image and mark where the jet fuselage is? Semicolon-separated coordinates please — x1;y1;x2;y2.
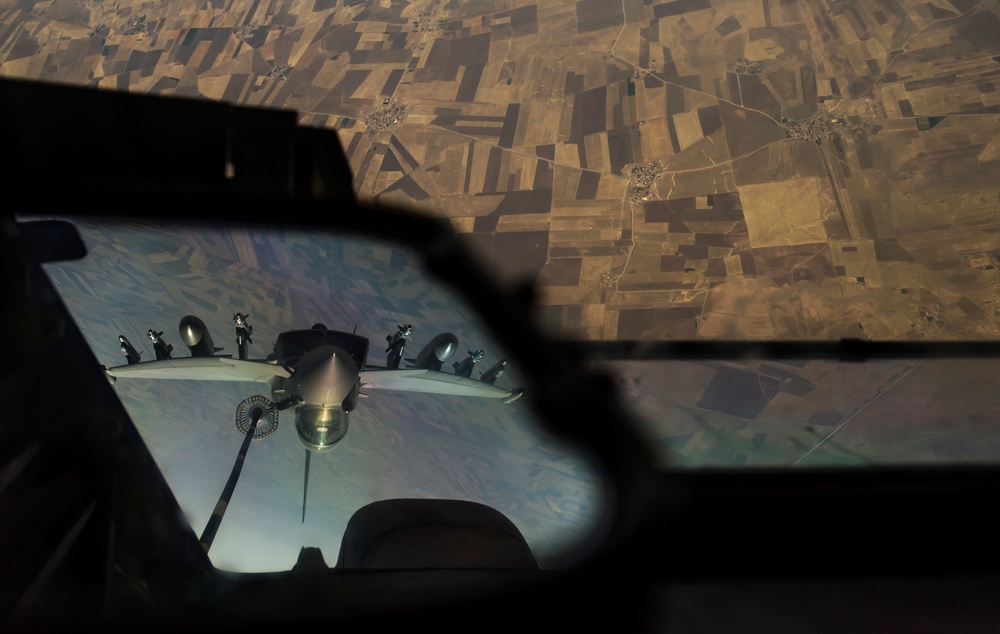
135;319;469;453
269;326;369;452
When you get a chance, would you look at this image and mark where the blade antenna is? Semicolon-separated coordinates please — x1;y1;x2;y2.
302;450;311;524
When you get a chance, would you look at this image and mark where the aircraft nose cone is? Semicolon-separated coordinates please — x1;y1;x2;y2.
178;315;207;347
295;346;357;407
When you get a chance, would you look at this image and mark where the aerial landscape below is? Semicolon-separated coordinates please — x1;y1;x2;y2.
7;0;1000;570
3;0;999;341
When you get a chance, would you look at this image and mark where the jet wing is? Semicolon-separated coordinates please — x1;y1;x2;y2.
360;368;519;400
106;357;291;384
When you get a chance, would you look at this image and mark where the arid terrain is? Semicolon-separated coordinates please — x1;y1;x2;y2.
5;0;998;341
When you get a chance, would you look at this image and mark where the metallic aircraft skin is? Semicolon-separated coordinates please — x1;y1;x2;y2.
287;345;357;408
179;315;218;357
118;335;142;365
480;359;507;385
406;332;458;371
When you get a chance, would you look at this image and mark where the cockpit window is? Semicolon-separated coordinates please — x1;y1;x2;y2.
296;406;350;453
40;220;604;573
12;0;1000;574
606;357;1000;467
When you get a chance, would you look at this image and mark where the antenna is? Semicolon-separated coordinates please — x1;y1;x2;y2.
302;450;311;524
199;395;278;553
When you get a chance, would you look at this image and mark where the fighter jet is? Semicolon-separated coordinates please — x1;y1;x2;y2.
104;315;524;522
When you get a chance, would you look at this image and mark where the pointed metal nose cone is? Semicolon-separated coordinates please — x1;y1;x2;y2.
315;351;343;405
294;346;357;407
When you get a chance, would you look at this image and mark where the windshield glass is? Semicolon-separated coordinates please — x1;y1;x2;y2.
41;220;604;573
9;0;1000;567
607;357;1000;467
296;406;350;453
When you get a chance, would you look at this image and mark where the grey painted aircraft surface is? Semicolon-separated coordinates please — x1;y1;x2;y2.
106;317;523;454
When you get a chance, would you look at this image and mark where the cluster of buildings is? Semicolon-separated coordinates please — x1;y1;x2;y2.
266;64;290;79
627;161;662;202
913;304;945;332
600;271;616;291
782;114;867;141
362;102;406;132
233;23;259;42
864;99;881;120
730;57;764;74
415;14;445;34
118;15;146;36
